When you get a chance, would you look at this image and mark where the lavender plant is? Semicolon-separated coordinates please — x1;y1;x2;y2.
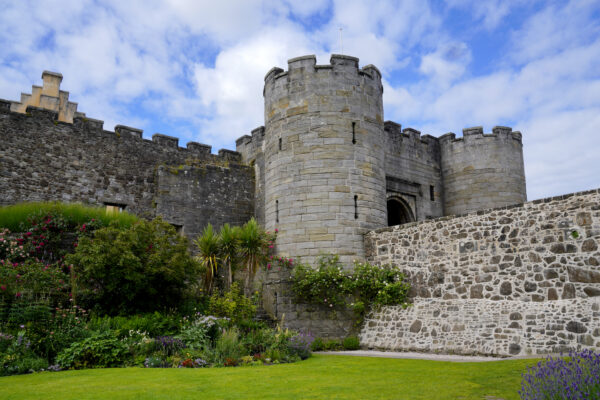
520;349;600;400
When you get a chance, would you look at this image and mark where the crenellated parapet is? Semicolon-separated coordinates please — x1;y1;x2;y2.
384;120;440;155
263;54;384;128
0;99;241;166
439;126;526;216
258;54;388;266
438;125;523;145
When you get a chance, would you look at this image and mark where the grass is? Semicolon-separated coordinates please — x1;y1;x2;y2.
0;202;139;231
0;354;537;399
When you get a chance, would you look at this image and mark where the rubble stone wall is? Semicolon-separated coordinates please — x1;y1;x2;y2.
361;189;600;355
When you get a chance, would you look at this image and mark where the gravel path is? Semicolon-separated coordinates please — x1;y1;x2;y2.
316;350;549;362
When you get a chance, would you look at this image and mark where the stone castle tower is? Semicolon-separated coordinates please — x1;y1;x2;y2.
237;54;527;265
2;54;526;267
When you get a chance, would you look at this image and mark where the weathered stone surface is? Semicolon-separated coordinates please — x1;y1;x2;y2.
500;281;512;295
362;190;600;356
567;267;600;283
584;287;600;297
562;283;576;299
509;343;521;355
470;284;484;299
566;321;587;334
410;320;422;333
582;239;598;252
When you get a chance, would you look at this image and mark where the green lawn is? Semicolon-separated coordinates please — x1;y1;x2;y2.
0;354;536;400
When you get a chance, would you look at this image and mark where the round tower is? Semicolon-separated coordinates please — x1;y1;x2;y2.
439;126;527;216
263;55;387;266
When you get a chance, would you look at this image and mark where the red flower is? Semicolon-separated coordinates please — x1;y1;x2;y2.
0;285;6;291
15;292;21;298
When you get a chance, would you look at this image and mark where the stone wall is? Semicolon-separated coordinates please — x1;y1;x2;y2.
383;121;443;221
361;189;600;356
256;54;388;266
439;126;527;216
0;101;254;237
156;160;255;240
260;267;356;339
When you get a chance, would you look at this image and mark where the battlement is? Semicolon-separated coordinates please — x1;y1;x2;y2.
264;54;382;89
0;99;240;164
438;126;523;145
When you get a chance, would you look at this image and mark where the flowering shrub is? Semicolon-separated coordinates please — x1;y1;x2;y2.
291;255;410;320
520;350;600;400
287;331;314;360
66;217;199;315
154;336;186;357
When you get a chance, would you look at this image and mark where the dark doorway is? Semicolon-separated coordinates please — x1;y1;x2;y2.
387;198;414;226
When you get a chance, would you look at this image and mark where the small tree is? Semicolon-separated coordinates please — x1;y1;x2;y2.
194;224;220;294
238;218;274;294
66;217;199;315
218;224;240;289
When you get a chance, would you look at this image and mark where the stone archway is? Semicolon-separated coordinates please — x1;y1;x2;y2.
387;197;414;226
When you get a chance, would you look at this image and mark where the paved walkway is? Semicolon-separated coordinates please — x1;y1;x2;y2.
316;350;549;362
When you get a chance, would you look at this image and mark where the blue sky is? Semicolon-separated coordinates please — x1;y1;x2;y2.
0;0;598;200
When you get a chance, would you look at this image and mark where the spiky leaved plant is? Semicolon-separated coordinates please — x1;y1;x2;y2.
238;218;270;295
219;223;240;289
194;223;220;294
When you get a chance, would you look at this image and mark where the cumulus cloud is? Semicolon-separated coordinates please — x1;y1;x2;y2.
0;0;598;199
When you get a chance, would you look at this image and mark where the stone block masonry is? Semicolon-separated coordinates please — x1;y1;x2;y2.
0;100;254;237
361;189;600;356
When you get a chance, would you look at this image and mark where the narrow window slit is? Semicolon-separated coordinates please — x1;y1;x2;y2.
278;137;282;151
276;200;279;223
354;195;358;219
352;122;356;144
430;185;435;201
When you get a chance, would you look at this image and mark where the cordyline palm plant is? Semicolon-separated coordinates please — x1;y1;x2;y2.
194;223;220;294
219;223;240;289
238;218;273;295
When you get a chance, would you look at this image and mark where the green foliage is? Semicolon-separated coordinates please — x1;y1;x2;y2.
291;255;410;322
87;312;181;337
0;202;138;232
238;218;276;294
0;331;49;376
311;337;324;351
342;336;360;350
213;328;244;365
323;339;342;351
194;224;220;294
66;217;199;315
176;315;221;350
56;332;129;369
218;223;240;289
208;283;256;323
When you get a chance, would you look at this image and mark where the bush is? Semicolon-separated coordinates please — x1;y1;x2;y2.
520;350;600;400
291;255;410;323
311;337;324;351
177;315;222;350
208;283;256;323
287;332;314;360
87;312;181;338
0;331;49;376
342;336;360;350
214;328;244;365
66;218;199;315
323;339;342;351
56;332;129;369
